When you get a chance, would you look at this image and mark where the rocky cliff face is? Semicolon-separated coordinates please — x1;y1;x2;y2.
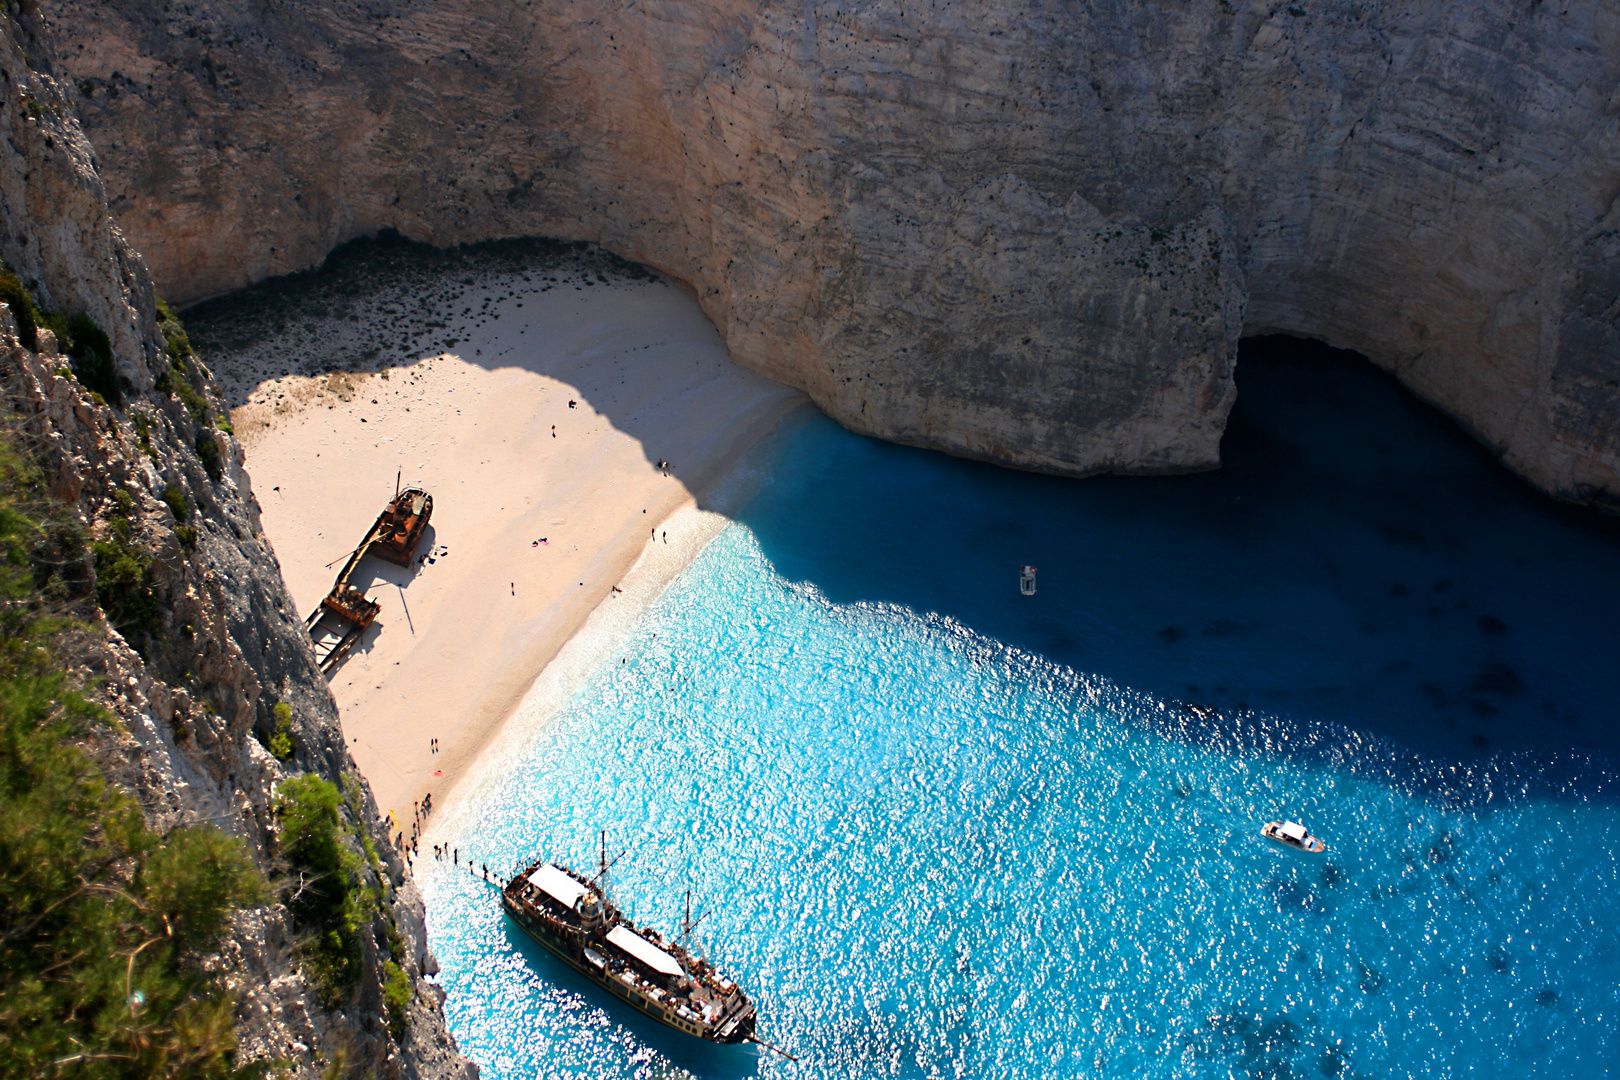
35;0;1620;501
0;6;473;1076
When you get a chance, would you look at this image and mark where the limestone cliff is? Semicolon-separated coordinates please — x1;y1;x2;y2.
37;0;1620;503
0;5;473;1075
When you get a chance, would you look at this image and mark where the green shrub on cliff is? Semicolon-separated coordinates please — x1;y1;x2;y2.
195;431;223;482
0;268;39;350
172;373;212;428
382;960;412;1039
0;432;271;1079
0;264;122;404
274;774;373;1004
160;483;190;522
67;311;120;405
156;300;217;430
0;683;270;1079
40;309;70;351
266;702;294;761
132;413;156;461
92;511;161;649
156;298;194;364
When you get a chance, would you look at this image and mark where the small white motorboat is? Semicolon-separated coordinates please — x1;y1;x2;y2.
1261;819;1326;853
1020;565;1037;596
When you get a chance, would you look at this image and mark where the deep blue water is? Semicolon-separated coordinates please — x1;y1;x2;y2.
421;340;1620;1079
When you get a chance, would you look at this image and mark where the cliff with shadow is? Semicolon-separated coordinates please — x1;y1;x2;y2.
37;0;1620;507
0;4;474;1075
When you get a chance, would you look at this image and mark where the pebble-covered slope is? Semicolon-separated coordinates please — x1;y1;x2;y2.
183;235;660;407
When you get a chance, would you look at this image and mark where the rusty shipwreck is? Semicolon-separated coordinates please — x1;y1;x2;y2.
304;482;433;673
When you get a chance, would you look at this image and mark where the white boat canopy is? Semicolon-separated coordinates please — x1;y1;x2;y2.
528;864;590;909
606;925;685;978
1281;821;1309;841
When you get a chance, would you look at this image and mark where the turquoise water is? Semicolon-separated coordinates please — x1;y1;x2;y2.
421;341;1620;1079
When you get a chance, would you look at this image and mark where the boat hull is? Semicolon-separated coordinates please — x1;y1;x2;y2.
371;490;432;565
502;895;754;1044
1260;822;1327;853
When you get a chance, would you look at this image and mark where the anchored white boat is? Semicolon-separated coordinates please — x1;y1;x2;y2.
502;838;759;1045
1020;565;1037;596
1261;819;1326;853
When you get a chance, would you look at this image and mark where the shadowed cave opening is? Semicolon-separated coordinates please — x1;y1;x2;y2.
733;333;1620;781
183;234;1620;782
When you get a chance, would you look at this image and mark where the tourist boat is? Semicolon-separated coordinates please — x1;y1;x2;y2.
501;837;760;1046
1261;819;1327;853
1020;565;1037;595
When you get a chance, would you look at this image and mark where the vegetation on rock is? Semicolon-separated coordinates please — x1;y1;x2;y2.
194;433;223;482
0;265;120;404
266;702;294;762
156;300;193;368
130;413;160;465
273;774;371;1005
66;312;119;405
0;433;269;1078
156;302;219;435
91;508;161;652
383;960;412;1040
0;267;39;351
160;484;190;523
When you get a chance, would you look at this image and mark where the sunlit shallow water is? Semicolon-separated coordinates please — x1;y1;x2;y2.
420;341;1620;1079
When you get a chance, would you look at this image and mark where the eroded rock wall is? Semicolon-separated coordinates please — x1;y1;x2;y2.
38;0;1620;502
0;6;473;1075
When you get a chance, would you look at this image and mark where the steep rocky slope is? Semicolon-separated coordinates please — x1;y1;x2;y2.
41;0;1620;506
0;6;473;1076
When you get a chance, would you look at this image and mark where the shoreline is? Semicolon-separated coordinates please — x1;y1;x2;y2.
424;498;745;850
420;395;807;825
222;259;807;824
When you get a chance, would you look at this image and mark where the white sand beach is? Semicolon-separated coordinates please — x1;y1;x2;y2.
228;264;804;824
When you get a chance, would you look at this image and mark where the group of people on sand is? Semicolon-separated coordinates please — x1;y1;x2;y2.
396;791;435;869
